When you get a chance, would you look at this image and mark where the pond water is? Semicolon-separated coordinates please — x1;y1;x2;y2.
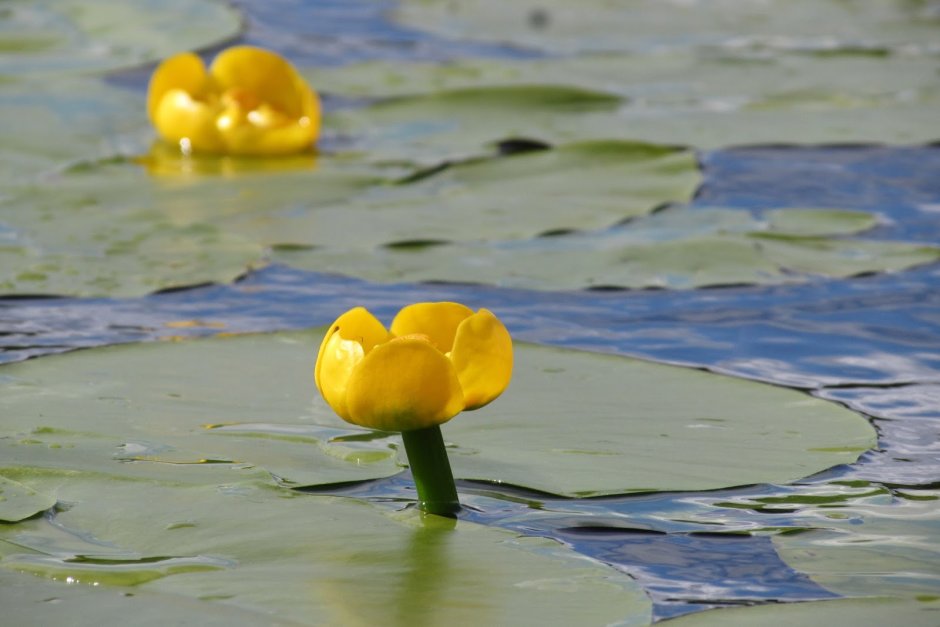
1;1;939;625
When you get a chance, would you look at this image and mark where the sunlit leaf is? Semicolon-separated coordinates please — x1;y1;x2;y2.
313;44;939;149
0;474;651;625
392;0;938;56
0;78;145;188
0;475;55;523
325;85;625;164
0;0;241;76
0;567;300;627
665;597;940;627
274;207;940;290
0;155;386;296
763;209;879;236
0;330;876;496
229;140;701;248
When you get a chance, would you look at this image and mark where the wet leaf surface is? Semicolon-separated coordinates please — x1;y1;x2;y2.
0;475;55;523
0;330;874;496
0;474;651;625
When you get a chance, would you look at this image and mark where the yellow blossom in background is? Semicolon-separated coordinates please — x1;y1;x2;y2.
315;302;513;432
147;46;319;156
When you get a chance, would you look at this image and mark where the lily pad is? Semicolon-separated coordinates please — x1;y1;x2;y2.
0;0;241;76
772;488;940;599
313;47;940;149
0;138;700;296
392;0;940;55
763;208;879;236
0;221;263;298
274;207;940;290
665;597;940;627
0;329;876;496
227;140;701;247
0;475;55;523
0;77;146;188
0;474;651;626
0;567;301;627
325;84;625;164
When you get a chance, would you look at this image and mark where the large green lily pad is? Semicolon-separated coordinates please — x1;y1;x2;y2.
0;77;147;189
393;0;939;55
0;154;388;296
0;329;876;496
665;597;940;627
0;567;301;627
5;138;935;295
0;0;241;77
325;84;624;164
0;138;702;296
225;140;701;246
0;0;239;189
313;34;939;149
0;473;651;626
273;207;940;290
0;475;55;523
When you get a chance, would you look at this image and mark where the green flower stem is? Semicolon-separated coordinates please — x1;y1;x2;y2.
401;425;460;516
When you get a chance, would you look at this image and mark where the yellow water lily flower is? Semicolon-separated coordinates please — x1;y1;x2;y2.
315;302;513;432
147;46;320;156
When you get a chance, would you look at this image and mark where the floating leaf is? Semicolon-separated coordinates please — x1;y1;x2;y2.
274;207;940;290
665;597;940;627
0;156;386;296
773;488;940;599
231;140;701;248
0;333;403;486
326;85;625;164
0;330;876;496
0;475;55;522
0;77;144;188
0;138;700;296
764;209;879;236
392;0;939;56
0;474;651;625
1;0;241;77
0;567;300;627
0;221;264;298
313;46;940;149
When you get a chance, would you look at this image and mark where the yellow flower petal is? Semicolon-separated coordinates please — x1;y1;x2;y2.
218;118;319;156
390;302;475;353
152;89;225;153
449;308;513;410
315;330;364;421
345;337;464;432
209;46;316;122
315;307;390;418
147;52;209;123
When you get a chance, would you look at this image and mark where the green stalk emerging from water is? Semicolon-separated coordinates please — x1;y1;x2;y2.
401;425;460;516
